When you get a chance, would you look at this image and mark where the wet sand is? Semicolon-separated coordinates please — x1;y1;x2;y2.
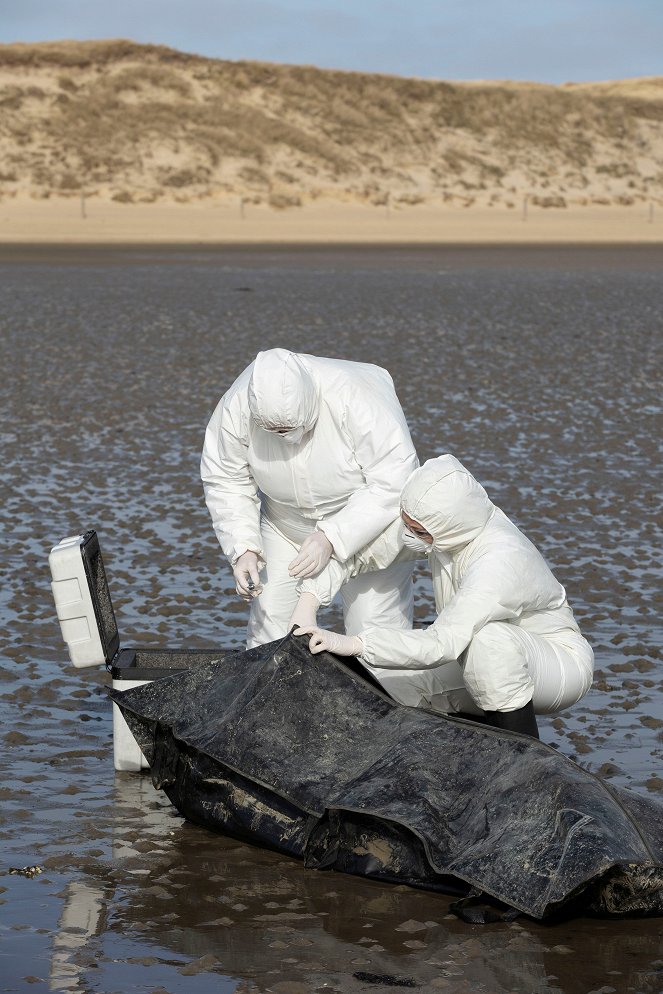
1;244;662;992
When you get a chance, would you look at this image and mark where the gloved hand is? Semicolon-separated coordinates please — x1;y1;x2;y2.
288;531;333;579
288;592;320;632
294;627;364;657
233;551;262;601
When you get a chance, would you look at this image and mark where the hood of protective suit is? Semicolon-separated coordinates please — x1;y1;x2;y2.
400;454;494;552
248;349;319;433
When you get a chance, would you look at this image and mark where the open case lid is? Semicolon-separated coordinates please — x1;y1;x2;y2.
49;530;120;668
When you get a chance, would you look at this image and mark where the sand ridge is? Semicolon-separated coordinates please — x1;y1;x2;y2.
0;38;662;236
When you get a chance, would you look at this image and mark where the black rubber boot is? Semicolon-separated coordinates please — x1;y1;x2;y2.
483;701;539;739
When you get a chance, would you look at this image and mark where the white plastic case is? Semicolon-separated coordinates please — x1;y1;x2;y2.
49;534;109;668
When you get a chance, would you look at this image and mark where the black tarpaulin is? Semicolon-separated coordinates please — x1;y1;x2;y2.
110;632;663;920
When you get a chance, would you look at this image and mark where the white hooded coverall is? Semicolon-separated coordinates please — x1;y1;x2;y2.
201;349;418;648
302;455;594;715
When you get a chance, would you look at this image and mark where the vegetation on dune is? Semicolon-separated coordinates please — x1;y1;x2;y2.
0;39;661;208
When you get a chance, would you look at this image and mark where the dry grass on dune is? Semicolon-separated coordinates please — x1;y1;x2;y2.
0;39;662;210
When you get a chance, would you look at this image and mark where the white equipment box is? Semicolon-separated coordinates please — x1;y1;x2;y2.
49;530;228;772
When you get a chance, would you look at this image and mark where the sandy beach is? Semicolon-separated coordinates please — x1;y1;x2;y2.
1;244;662;992
0;198;661;243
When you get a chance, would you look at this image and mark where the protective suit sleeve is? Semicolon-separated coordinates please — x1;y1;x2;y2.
360;555;524;670
200;393;263;565
316;382;418;560
300;519;420;606
299;559;351;608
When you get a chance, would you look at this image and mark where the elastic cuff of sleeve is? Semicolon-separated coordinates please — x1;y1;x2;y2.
297;589;321;607
357;632;373;663
299;583;329;607
317;522;346;561
231;547;265;568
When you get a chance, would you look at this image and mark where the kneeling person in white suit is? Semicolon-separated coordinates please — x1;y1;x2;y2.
201;348;418;648
294;454;594;738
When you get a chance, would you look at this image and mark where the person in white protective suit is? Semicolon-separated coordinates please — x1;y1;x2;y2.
293;454;594;738
200;349;419;648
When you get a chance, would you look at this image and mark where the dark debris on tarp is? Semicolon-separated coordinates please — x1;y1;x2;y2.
110;632;663;922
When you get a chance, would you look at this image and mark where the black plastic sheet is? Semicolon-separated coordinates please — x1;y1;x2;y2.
110;632;663;921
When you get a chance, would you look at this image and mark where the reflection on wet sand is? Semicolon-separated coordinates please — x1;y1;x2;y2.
31;774;663;994
50;880;111;992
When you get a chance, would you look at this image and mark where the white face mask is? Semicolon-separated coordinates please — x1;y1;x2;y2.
278;426;306;444
402;529;432;554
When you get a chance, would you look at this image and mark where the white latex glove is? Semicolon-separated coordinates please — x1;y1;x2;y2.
288;592;320;632
288;531;333;579
233;551;263;601
294;627;364;657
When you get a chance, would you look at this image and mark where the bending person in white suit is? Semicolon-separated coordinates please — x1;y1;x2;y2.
201;348;419;648
293;454;594;738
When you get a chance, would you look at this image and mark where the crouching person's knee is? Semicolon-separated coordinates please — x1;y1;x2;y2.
463;622;534;713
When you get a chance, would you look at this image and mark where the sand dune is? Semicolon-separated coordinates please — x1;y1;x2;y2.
0;40;661;241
